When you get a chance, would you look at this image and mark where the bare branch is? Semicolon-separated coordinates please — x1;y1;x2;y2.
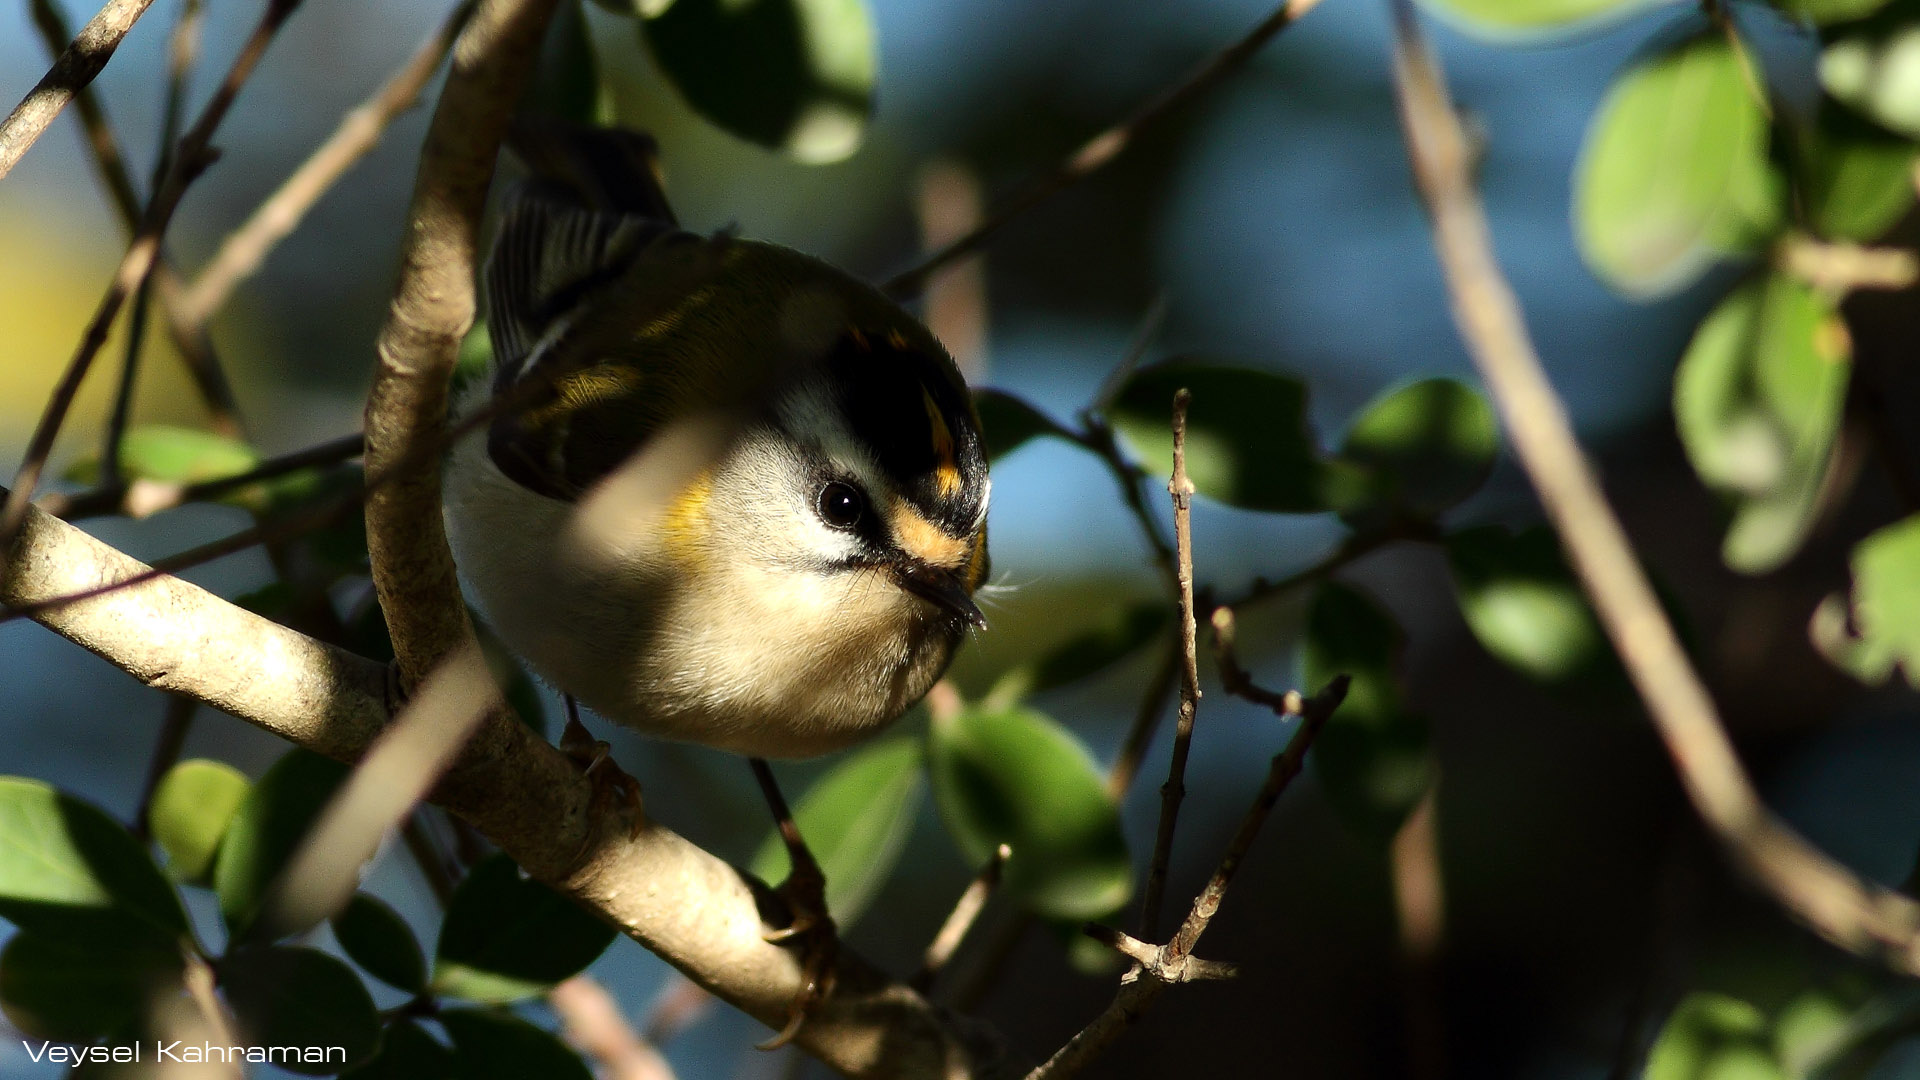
883;0;1327;298
0;0;157;180
1139;389;1201;939
42;431;364;521
914;843;1011;992
179;0;478;327
362;0;554;685
552;975;680;1080
1386;0;1920;975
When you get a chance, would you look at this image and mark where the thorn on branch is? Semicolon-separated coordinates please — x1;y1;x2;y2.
1081;923;1238;983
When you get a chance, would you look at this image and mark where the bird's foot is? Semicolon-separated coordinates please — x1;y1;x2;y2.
561;707;643;841
757;856;838;1050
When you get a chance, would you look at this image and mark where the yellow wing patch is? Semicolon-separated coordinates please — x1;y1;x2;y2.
661;469;714;566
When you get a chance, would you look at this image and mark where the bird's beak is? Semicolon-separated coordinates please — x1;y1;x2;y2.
894;563;988;630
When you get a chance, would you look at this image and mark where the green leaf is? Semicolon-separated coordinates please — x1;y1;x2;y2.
453;322;493;398
221;945;379;1075
1110;360;1331;514
148;759;250;885
1336;377;1498;527
1029;601;1170;694
641;0;875;163
1802;107;1918;241
1446;525;1607;682
1418;0;1674;37
0;932;183;1041
442;1009;592;1080
213;749;351;940
749;738;923;928
1575;32;1774;297
331;893;428;993
1302;583;1433;839
927;704;1131;921
0;777;189;945
1645;992;1787;1080
528;1;615;127
339;1019;454;1080
64;425;259;500
1822;19;1920;139
974;388;1069;464
433;854;616;1004
1813;515;1920;688
1673;273;1851;573
1781;0;1894;27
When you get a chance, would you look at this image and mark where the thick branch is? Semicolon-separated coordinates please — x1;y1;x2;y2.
2;500;1010;1078
1386;0;1920;973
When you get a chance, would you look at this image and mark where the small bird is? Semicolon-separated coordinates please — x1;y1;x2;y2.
444;122;991;763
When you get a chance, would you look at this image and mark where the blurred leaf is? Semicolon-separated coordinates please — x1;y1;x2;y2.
1803;107;1918;240
434;854;616;1004
0;932;182;1041
974;388;1069;464
1645;991;1787;1080
453;322;493;398
1418;0;1675;37
1781;0;1893;22
213;749;350;940
642;0;874;163
264;465;370;574
927;705;1131;920
1673;273;1851;573
1813;514;1920;688
1446;525;1607;682
749;737;924;929
1822;21;1920;139
528;1;615;127
1336;377;1498;528
1110;360;1331;514
222;945;379;1074
0;776;189;945
149;759;250;885
475;619;547;736
1026;601;1170;694
441;1009;592;1080
64;425;259;495
339;1019;454;1080
1576;32;1774;297
1302;583;1432;839
331;892;428;994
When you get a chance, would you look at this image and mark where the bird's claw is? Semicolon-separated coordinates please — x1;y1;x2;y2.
561;714;643;841
756;862;838;1050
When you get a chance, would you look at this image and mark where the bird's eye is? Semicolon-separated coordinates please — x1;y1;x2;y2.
816;481;865;530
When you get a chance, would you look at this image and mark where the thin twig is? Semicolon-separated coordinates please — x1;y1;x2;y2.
179;0;479;327
552;975;680;1080
1028;662;1349;1080
1387;0;1920;975
42;431;364;520
0;0;157;180
0;0;304;577
102;0;203;489
912;843;1010;993
26;0;242;436
132;695;196;840
883;0;1327;298
1138;389;1201;940
1390;785;1446;1080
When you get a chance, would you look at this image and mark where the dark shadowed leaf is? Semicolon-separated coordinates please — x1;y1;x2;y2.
1576;31;1774;296
1110;360;1329;514
222;945;379;1075
1337;377;1498;527
1029;601;1170;693
149;759;250;885
213;750;350;940
642;0;874;163
1784;0;1892;27
339;1019;454;1080
1673;273;1851;573
1803;107;1918;241
0;777;189;945
441;1008;592;1080
1446;525;1607;683
433;854;616;1004
0;932;183;1041
927;705;1131;920
1302;583;1432;840
526;1;614;128
973;388;1070;464
750;738;924;929
1813;514;1920;689
332;892;428;994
